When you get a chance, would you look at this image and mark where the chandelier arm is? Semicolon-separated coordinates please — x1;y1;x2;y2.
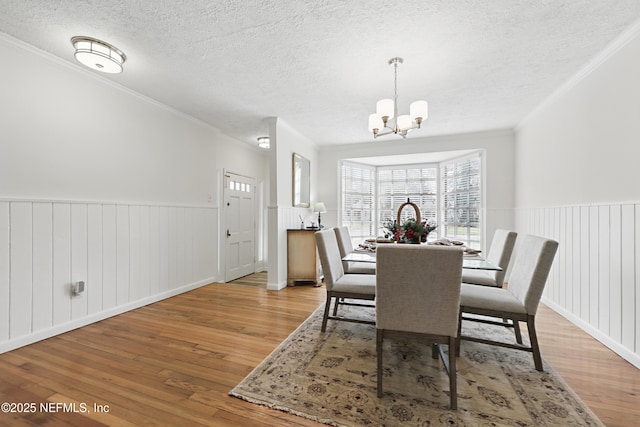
373;127;397;138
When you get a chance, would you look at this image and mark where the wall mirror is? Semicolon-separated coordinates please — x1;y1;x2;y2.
293;153;310;207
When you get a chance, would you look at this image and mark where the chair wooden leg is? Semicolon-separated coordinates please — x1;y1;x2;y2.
321;293;332;332
513;319;523;344
448;336;457;410
431;343;439;359
527;315;544;371
332;297;339;316
455;310;462;356
376;329;384;397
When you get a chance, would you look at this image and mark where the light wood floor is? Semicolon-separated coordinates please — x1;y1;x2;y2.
0;273;638;426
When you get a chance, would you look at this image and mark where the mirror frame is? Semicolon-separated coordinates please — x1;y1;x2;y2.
292;153;310;208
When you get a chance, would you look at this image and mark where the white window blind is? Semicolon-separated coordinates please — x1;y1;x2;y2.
440;155;481;249
378;165;438;234
341;162;376;243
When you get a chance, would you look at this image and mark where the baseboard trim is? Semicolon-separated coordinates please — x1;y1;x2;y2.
542;297;640;369
267;280;288;291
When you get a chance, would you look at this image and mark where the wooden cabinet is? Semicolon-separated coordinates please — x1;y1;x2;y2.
287;229;322;286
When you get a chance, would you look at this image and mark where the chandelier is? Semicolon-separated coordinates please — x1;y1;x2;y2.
368;57;428;138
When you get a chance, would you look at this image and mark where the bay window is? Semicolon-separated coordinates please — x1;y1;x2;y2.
340;153;482;248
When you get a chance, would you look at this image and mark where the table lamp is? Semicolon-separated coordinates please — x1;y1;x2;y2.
314;202;327;229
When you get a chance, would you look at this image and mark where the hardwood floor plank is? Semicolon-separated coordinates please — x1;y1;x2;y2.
0;276;638;426
535;304;640;427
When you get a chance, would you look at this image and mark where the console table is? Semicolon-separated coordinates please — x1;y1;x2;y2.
287;229;322;286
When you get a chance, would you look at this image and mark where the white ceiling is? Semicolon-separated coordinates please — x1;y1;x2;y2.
1;1;639;148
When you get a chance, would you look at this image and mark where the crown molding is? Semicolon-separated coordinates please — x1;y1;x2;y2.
516;17;640;131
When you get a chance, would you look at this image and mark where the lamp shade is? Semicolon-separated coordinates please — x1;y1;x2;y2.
397;115;413;131
368;114;383;132
313;202;327;213
410;100;428;121
71;36;126;74
257;136;270;148
376;99;394;119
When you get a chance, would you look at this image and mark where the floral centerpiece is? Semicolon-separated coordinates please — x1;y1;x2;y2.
383;218;437;244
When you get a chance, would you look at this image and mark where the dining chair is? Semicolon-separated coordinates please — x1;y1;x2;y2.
456;234;558;371
334;226;376;275
315;229;376;332
461;229;517;288
376;244;462;409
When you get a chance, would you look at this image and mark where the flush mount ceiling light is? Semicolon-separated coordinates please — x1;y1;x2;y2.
368;57;428;139
257;136;270;149
70;36;126;74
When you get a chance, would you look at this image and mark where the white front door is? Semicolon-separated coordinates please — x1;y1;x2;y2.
224;172;256;282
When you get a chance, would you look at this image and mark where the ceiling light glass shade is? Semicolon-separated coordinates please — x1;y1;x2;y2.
410;100;428;122
376;99;394;119
397;115;413;131
368;114;384;132
71;36;126;74
257;136;270;148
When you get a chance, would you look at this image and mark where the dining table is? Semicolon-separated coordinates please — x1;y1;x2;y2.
343;249;502;271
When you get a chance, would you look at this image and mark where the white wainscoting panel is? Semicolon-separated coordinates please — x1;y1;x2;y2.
102;204;117;310
87;204;103;315
71;204;88;320
518;202;640;368
0;203;8;342
0;199;219;354
10;202;32;338
32;203;53;331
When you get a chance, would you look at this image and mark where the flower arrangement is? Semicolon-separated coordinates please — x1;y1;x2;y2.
383;218;437;244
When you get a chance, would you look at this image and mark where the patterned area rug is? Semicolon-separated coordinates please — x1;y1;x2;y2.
230;304;603;426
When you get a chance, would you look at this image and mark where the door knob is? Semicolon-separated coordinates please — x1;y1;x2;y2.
227;229;231;238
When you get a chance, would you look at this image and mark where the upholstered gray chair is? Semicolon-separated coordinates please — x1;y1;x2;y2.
376;244;462;409
457;234;558;371
334;226;376;275
461;229;517;288
315;229;376;332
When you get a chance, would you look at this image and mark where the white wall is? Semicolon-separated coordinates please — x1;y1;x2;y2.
515;25;640;367
0;34;268;353
266;118;318;290
316;129;516;251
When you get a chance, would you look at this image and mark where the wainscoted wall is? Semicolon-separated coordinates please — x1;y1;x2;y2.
0;199;219;353
516;203;640;368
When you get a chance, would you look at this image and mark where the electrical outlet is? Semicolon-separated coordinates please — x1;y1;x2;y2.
71;281;85;296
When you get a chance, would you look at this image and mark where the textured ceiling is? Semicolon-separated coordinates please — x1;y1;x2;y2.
1;0;640;147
